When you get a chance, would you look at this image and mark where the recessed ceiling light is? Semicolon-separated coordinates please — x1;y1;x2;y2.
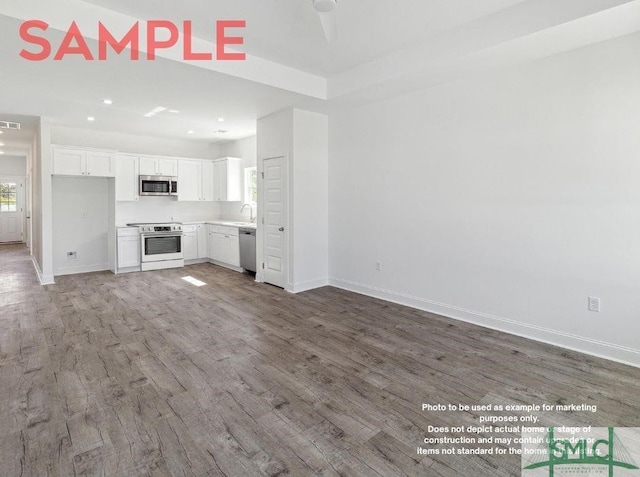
218;117;225;122
0;131;4;134
0;143;4;146
187;130;195;135
103;99;113;105
87;117;95;122
169;109;179;114
0;151;4;155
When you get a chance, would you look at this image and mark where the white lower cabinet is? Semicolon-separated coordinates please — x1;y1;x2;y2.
183;231;198;261
197;224;208;259
183;224;208;261
117;228;141;269
208;225;240;267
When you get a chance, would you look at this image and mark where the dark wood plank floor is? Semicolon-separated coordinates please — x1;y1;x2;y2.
1;243;639;476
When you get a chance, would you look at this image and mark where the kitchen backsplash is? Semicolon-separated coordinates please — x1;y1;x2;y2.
116;198;222;225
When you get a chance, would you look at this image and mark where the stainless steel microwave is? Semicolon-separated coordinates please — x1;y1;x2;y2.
139;175;178;196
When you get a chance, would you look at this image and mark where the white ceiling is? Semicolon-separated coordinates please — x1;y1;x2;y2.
80;0;530;76
0;0;638;146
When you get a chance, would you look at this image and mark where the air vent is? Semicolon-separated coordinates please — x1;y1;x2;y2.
0;121;21;130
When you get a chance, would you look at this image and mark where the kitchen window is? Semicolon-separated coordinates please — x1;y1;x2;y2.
244;167;257;205
0;182;17;212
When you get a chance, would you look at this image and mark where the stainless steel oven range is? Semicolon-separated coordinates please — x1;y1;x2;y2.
129;223;184;271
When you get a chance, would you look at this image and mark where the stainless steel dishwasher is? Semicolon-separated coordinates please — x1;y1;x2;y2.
239;227;257;273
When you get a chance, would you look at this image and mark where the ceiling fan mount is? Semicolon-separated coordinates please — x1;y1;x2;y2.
313;0;338;14
312;0;338;42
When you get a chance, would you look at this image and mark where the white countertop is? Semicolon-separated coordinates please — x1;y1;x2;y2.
184;220;257;229
118;220;257;229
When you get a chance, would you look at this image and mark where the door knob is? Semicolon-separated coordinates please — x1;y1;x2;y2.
278;227;284;232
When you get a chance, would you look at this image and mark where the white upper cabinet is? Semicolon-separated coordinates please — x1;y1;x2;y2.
115;154;139;201
213;157;243;201
177;160;201;202
177;159;215;202
158;158;178;176
52;146;115;177
139;156;178;176
201;161;214;201
178;160;198;199
86;151;115;177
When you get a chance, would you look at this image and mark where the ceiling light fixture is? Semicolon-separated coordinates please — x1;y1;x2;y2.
187;130;195;134
103;99;113;105
169;109;179;114
87;116;95;122
143;106;167;118
218;117;225;122
0;151;4;155
0;143;4;146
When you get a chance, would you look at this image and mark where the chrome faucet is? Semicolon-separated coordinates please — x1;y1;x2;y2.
240;203;254;223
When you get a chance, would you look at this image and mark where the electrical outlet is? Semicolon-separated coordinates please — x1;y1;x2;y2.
376;261;382;271
588;296;600;313
67;251;77;261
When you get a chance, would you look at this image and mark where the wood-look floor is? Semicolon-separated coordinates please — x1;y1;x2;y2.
1;243;639;476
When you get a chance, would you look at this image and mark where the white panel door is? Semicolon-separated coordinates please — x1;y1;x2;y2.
263;157;286;288
0;177;24;243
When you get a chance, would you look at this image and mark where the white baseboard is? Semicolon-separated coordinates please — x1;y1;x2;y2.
329;277;640;369
185;258;209;265
208;259;243;273
54;263;109;277
31;256;55;285
289;277;329;294
115;266;141;274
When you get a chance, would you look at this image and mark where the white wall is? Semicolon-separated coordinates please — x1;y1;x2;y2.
31;133;41;267
218;135;257;221
51;125;222;159
52;176;111;275
291;110;329;292
0;155;26;176
329;32;640;366
31;117;54;284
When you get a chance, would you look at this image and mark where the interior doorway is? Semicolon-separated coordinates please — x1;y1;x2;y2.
0;176;25;243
